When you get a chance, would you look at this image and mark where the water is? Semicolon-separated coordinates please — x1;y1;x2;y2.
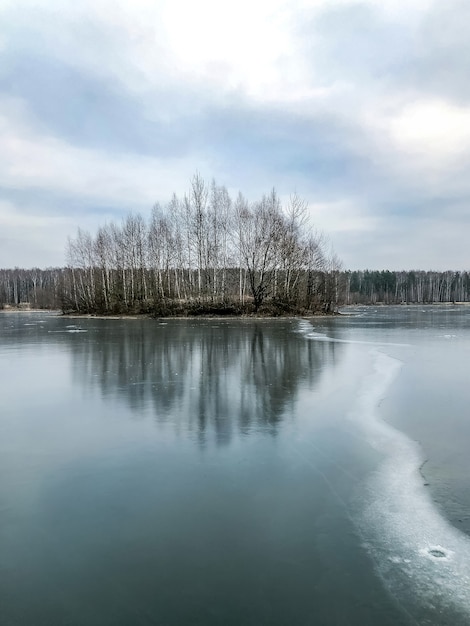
1;307;469;625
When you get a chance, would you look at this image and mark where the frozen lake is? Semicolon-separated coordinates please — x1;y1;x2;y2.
1;306;469;625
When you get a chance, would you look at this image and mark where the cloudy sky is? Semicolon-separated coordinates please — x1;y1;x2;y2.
1;0;469;270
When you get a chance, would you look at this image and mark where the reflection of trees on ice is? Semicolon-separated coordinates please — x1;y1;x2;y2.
68;320;338;447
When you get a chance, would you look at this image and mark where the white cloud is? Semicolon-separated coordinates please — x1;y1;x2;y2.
0;199;74;267
308;199;379;234
389;99;470;161
0;0;433;105
0;98;210;208
1;0;469;269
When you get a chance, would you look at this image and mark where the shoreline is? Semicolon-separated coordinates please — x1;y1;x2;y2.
0;308;61;314
0;308;341;321
60;312;341;321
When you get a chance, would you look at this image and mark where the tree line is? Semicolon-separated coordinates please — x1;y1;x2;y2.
2;267;470;312
343;270;470;304
0;267;63;309
1;176;469;313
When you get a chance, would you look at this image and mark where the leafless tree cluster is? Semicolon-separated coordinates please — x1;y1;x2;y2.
63;175;336;315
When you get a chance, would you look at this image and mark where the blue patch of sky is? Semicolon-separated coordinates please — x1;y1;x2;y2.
308;3;416;83
194;105;374;193
0;186;134;220
395;197;470;223
404;1;470;104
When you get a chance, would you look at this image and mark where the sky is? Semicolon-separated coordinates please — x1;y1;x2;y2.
0;0;469;270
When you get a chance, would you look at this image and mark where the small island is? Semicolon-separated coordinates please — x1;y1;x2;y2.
3;176;469;317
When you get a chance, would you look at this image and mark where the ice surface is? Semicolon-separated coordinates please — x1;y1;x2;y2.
296;320;410;347
296;318;470;620
353;350;470;618
63;325;87;332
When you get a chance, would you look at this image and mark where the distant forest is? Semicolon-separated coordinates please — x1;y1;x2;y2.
2;267;470;313
1;176;469;314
